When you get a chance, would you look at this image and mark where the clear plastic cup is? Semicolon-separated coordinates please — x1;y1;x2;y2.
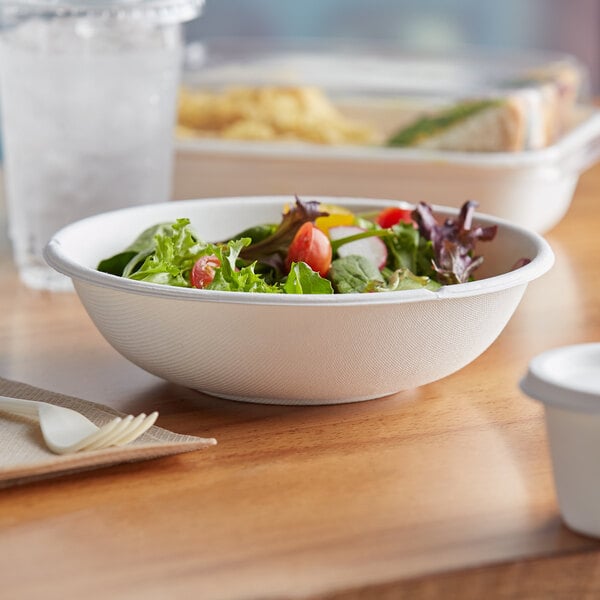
520;343;600;538
0;0;203;290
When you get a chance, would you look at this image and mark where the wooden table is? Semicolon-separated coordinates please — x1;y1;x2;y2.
1;163;600;600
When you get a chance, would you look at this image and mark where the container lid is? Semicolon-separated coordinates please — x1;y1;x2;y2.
183;39;588;101
520;343;600;413
0;0;204;24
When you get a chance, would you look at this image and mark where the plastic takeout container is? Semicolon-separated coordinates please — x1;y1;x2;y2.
0;0;204;24
520;343;600;538
45;195;554;405
174;39;600;233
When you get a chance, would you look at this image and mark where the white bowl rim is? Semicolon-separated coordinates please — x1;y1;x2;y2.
44;195;555;307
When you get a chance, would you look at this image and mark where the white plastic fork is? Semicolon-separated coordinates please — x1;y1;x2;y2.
0;395;158;454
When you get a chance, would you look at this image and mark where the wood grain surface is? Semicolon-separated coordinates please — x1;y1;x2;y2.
1;163;600;599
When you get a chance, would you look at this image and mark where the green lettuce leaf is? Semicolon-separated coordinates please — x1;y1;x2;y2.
97;222;174;276
128;218;206;286
372;268;441;292
208;240;281;293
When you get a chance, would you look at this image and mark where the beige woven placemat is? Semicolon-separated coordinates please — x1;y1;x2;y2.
0;376;216;488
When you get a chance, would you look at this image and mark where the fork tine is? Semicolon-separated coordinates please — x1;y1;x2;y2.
81;415;134;451
113;411;159;446
61;417;123;454
108;413;146;446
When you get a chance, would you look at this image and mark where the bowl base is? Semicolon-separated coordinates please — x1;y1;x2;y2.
200;388;395;406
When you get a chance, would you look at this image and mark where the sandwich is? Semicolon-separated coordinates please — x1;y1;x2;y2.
386;60;583;152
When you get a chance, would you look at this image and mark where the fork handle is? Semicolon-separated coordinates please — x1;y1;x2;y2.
0;396;41;418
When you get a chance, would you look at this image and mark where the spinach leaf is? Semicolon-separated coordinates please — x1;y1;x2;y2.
385;223;419;272
284;262;333;294
229;223;277;244
329;255;383;294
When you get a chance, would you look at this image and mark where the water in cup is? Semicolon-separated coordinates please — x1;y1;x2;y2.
0;1;203;290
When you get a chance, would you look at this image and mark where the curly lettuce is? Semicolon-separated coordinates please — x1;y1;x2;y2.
411;200;497;284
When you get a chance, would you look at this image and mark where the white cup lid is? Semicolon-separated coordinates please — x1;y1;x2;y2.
520;343;600;413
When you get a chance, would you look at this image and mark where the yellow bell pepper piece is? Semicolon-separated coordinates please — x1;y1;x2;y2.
315;204;355;236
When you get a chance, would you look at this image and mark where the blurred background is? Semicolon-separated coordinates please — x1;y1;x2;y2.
186;0;600;93
2;0;599;256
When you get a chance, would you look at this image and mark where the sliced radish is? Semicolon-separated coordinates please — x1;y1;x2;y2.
328;226;388;270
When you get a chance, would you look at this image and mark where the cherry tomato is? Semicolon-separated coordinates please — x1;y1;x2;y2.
191;254;221;289
286;222;332;277
376;207;413;228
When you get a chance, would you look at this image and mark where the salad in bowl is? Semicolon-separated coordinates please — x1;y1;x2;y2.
98;197;501;295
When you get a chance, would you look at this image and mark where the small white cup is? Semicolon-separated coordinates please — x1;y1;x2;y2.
521;343;600;538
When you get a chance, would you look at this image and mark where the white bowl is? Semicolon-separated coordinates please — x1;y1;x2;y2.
45;196;554;405
521;343;600;538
